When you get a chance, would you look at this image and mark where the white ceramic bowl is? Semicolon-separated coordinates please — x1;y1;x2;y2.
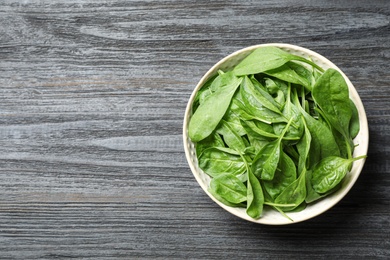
183;43;369;225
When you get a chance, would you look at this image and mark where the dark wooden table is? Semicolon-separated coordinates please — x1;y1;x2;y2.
1;1;389;259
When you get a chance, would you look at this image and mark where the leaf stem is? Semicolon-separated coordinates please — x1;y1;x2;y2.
350;154;367;162
345;136;353;160
273;206;293;221
295;58;325;73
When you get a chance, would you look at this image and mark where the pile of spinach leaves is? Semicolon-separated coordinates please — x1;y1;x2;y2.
188;46;366;220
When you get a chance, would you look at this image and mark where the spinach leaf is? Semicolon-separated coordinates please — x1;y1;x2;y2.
288;61;315;89
262;151;297;200
222;97;248;136
246;166;264;219
349;99;360;139
233;46;323;76
264;62;311;90
312;69;352;140
311;155;366;194
189;74;242;142
195;131;225;157
264;77;288;96
283;144;300;163
192;75;217;111
216;120;247;153
198;147;246;179
305;169;342;203
231;90;281;124
293;89;340;167
274;168;307;211
332;127;355;159
246;135;269;156
251;140;281;180
305;170;322;203
241;76;284;117
239;77;287;124
251;118;293;180
209;70;237;92
208;187;245;208
263;77;288;107
250;75;284;111
296;116;312;174
273;84;303;141
303;111;341;168
209;173;247;204
230;96;260;121
240;119;280;140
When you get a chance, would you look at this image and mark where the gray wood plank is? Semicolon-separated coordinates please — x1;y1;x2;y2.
0;0;389;259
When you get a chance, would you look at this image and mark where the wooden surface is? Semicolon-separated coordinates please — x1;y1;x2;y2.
0;0;389;259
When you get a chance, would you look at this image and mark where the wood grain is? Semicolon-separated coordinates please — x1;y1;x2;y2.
0;0;389;259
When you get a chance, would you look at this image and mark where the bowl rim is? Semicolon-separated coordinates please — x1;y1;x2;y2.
183;43;369;225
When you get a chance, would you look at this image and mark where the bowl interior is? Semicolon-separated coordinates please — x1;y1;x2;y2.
183;43;369;225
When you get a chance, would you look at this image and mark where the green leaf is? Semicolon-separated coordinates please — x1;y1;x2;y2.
189;74;242;142
288;61;315;90
230;90;283;125
251;118;293;180
311;155;366;194
332;127;354;159
209;70;238;92
304;111;341;168
246;136;269;156
305;170;341;203
240;76;285;120
264;62;311;90
264;77;287;95
262;151;297;200
260;141;282;181
216;120;247;153
274;168;307;211
246;167;264;219
192;75;217;111
292;89;340;168
249;76;284;111
296;116;312;174
233;46;323;76
195;131;225;157
272;84;303;141
229;96;260;121
198;147;246;178
209;173;247;204
208;187;245;208
312;69;352;139
349;99;360;139
222;96;248;136
240;119;279;140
